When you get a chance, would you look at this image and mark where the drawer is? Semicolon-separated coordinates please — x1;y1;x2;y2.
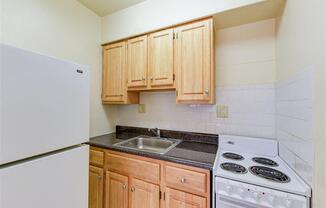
90;149;104;166
166;188;207;208
106;152;160;184
164;165;208;196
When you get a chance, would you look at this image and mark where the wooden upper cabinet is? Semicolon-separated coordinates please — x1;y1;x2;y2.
148;29;174;88
175;18;215;104
102;42;126;103
127;35;148;88
102;17;215;104
102;41;139;104
105;171;129;208
130;178;159;208
89;166;104;208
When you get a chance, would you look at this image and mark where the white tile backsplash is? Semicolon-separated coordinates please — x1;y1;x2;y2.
276;69;314;185
116;84;276;139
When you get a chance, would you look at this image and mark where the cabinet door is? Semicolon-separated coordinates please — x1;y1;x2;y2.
102;42;126;103
149;29;174;87
165;188;206;208
127;35;148;88
175;19;214;104
89;166;104;208
105;171;129;208
130;178;159;208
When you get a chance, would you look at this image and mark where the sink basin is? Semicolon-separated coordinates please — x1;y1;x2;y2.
113;136;181;155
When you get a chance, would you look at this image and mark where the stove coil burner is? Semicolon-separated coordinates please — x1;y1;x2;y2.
222;152;244;160
220;162;247;174
252;157;279;167
249;166;290;183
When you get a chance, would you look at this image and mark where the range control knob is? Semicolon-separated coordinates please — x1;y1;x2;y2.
268;195;275;203
226;185;232;193
238;188;245;197
252;192;260;200
285;199;293;208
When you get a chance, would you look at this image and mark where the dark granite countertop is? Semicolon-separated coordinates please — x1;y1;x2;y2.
88;126;219;170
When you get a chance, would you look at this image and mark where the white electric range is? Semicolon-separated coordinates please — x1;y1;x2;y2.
213;135;311;208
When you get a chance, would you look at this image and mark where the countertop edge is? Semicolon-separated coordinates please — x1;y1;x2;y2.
88;142;214;170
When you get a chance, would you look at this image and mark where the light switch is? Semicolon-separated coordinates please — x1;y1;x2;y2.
217;105;228;118
138;104;146;113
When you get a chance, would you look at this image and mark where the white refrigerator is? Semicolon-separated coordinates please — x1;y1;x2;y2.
0;44;90;208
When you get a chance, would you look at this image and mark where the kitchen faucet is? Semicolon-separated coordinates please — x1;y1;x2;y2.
148;128;161;137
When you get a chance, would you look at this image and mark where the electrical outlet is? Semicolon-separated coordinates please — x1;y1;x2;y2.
138;104;146;113
216;105;229;118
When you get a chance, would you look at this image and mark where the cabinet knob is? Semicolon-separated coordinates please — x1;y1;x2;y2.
122;184;127;189
131;187;135;192
204;90;209;95
180;178;186;184
97;176;102;180
150;76;153;81
142;77;146;81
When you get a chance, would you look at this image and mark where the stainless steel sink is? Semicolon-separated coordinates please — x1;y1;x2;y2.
113;136;181;155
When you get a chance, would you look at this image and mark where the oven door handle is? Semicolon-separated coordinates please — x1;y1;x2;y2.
217;193;270;208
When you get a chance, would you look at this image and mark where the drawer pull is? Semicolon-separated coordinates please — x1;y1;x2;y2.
131;187;135;192
123;184;127;189
180;178;186;184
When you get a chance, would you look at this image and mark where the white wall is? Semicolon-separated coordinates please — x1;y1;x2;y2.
276;69;313;185
217;19;275;86
101;0;265;43
1;0;116;137
116;19;276;139
0;0;3;42
314;1;326;206
275;0;325;206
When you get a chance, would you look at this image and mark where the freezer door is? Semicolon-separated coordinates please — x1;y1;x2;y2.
0;44;90;164
0;145;89;208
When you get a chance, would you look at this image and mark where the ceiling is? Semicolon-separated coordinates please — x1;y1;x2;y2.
78;0;146;17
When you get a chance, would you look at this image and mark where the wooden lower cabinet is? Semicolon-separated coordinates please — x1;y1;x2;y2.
165;188;207;208
105;171;129;208
89;166;104;208
90;149;211;208
130;178;160;208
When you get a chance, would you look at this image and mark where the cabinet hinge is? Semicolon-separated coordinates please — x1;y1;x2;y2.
173;73;175;81
160;191;166;200
159;191;162;200
173;33;175;39
176;90;178;96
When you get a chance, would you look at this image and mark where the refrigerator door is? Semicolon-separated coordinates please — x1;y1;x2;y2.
0;145;89;208
0;44;89;165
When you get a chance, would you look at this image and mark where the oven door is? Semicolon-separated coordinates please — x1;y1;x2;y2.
216;193;268;208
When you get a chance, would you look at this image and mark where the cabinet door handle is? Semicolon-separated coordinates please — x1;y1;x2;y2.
131;187;135;192
180;178;186;184
122;184;127;189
